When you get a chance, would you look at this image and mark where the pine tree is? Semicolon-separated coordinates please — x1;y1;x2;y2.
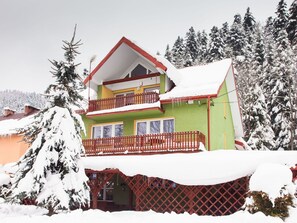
243;7;256;34
269;30;296;150
8;27;90;213
220;22;232;58
196;30;208;64
247;84;275;150
287;0;297;45
273;0;289;40
207;26;225;62
184;26;198;64
229;14;246;57
171;36;185;68
164;44;173;62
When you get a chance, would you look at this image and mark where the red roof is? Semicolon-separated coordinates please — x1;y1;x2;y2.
83;37;167;85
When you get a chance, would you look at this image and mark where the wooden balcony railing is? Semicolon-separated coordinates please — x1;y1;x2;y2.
88;92;159;112
83;131;205;156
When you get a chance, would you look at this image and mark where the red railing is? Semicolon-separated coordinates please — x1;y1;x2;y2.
88;92;159;112
83;131;205;156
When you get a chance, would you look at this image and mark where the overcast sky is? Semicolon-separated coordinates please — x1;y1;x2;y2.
0;0;294;93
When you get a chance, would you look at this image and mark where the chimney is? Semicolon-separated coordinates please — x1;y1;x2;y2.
24;104;33;115
2;107;15;117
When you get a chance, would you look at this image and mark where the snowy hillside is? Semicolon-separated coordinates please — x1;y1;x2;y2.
0;90;45;113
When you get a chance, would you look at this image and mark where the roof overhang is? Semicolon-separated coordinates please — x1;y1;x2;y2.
84;37;167;86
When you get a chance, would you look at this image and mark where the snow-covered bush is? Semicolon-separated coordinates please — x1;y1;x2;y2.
245;163;296;219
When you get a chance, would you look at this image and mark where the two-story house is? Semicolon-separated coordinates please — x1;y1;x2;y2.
81;37;247;214
81;37;244;156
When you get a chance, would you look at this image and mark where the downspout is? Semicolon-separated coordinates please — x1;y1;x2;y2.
207;96;211;151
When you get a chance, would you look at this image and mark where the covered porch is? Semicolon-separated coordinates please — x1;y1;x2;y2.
86;169;248;216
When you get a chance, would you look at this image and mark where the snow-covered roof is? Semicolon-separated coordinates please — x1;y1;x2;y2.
160;59;232;100
0;114;34;136
83;150;297;186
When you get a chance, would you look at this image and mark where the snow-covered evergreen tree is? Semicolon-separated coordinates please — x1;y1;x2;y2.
164;44;173;62
8;28;90;213
171;36;185;68
273;0;289;40
287;0;297;45
184;26;198;65
220;22;232;58
243;7;256;34
247;84;275;150
269;30;296;150
196;30;208;64
207;26;225;62
229;14;246;57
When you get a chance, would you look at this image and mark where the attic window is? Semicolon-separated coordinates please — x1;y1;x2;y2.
125;64;152;78
131;64;147;77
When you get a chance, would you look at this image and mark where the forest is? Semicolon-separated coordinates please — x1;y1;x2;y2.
164;0;297;150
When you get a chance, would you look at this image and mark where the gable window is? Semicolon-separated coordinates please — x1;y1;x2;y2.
92;123;123;138
125;63;152;78
136;118;174;135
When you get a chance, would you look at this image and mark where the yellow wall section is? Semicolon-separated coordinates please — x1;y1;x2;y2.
0;135;28;164
102;85;114;98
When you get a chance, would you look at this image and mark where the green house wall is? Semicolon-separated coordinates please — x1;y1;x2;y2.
82;80;235;150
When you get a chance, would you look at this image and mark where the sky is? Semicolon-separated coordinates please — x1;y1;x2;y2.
0;0;294;93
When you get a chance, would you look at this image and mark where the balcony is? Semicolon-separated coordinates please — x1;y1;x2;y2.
88;92;159;112
83;131;206;156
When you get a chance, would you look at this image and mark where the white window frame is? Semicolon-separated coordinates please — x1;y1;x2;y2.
135;118;175;135
92;122;123;139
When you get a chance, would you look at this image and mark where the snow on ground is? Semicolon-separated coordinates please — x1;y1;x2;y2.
0;204;296;223
83;150;297;186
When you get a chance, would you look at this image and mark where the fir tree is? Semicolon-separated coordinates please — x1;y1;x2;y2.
8;27;90;213
273;0;289;40
196;30;208;64
184;26;198;64
164;44;173;62
171;36;185;68
229;14;246;57
246;85;275;150
207;26;225;62
220;22;232;58
287;0;297;45
243;7;256;34
269;30;296;150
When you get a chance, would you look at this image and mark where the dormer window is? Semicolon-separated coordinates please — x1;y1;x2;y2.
125;64;152;78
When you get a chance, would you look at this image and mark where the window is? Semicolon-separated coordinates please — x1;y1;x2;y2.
125;63;152;78
131;64;147;77
92;123;123;138
136;119;174;135
98;181;114;201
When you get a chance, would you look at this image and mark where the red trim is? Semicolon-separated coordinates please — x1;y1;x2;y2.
231;64;245;134
86;107;164;118
83;37;167;85
103;72;160;85
207;96;211;151
235;140;245;147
